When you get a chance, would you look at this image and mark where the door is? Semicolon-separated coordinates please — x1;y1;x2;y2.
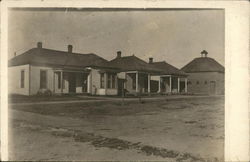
209;81;216;95
118;79;124;96
69;73;76;93
180;81;185;93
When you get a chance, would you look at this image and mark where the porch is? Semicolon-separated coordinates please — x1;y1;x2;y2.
151;75;187;94
53;69;89;94
117;71;151;95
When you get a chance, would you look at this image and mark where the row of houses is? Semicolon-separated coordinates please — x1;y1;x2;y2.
8;42;225;96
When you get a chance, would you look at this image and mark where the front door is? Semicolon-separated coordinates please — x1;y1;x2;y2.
118;79;124;96
209;81;216;95
69;73;76;93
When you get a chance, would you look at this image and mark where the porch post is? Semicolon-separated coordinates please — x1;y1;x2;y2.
169;76;172;93
158;77;161;93
53;71;55;93
177;77;180;93
125;72;127;89
61;71;63;94
104;73;107;95
136;71;139;93
148;74;151;93
87;72;92;94
185;78;188;93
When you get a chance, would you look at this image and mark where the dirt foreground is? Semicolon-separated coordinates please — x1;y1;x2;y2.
9;96;224;161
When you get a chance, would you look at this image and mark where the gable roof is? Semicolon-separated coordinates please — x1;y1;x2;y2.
150;61;187;76
9;48;116;69
181;57;225;73
109;55;162;73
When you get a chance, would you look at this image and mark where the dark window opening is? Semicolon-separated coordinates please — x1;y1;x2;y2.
112;74;116;88
107;73;116;89
196;81;199;85
20;70;25;88
40;70;47;89
204;81;207;84
100;73;104;88
56;72;61;89
107;74;112;88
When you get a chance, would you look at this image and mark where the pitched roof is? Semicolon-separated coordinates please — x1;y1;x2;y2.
109;55;162;73
8;48;116;69
150;61;187;76
181;57;225;73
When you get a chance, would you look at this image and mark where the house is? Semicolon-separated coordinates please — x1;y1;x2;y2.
8;42;119;96
148;58;188;94
109;51;161;95
181;50;225;95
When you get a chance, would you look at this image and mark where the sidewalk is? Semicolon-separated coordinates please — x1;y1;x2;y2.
9;95;222;106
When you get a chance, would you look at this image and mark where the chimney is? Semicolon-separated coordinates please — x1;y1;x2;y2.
14;52;17;57
37;42;42;48
117;51;121;58
68;45;73;53
149;57;153;64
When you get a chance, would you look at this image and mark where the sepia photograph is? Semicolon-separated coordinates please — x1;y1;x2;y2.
1;1;249;162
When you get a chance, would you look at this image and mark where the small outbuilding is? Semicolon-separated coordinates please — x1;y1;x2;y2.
181;50;225;95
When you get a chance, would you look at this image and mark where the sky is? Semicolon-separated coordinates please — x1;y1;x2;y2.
8;8;224;68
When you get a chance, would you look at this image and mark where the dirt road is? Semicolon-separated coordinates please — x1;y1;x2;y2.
9;96;224;161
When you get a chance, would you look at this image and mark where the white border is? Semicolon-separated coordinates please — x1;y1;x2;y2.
1;0;249;161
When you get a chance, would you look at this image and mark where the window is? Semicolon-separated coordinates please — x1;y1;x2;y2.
204;81;207;85
100;73;116;89
56;72;62;89
20;70;25;88
100;73;104;88
40;70;47;89
188;81;192;85
196;81;199;85
112;74;116;88
107;73;112;88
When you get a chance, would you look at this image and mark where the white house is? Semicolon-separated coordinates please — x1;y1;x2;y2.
8;42;119;96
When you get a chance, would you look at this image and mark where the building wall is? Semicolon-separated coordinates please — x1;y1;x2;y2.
125;73;136;93
8;64;30;95
187;72;224;95
161;77;171;93
30;65;54;95
90;68;101;95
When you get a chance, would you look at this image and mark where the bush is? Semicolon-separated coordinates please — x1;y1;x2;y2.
37;89;52;96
